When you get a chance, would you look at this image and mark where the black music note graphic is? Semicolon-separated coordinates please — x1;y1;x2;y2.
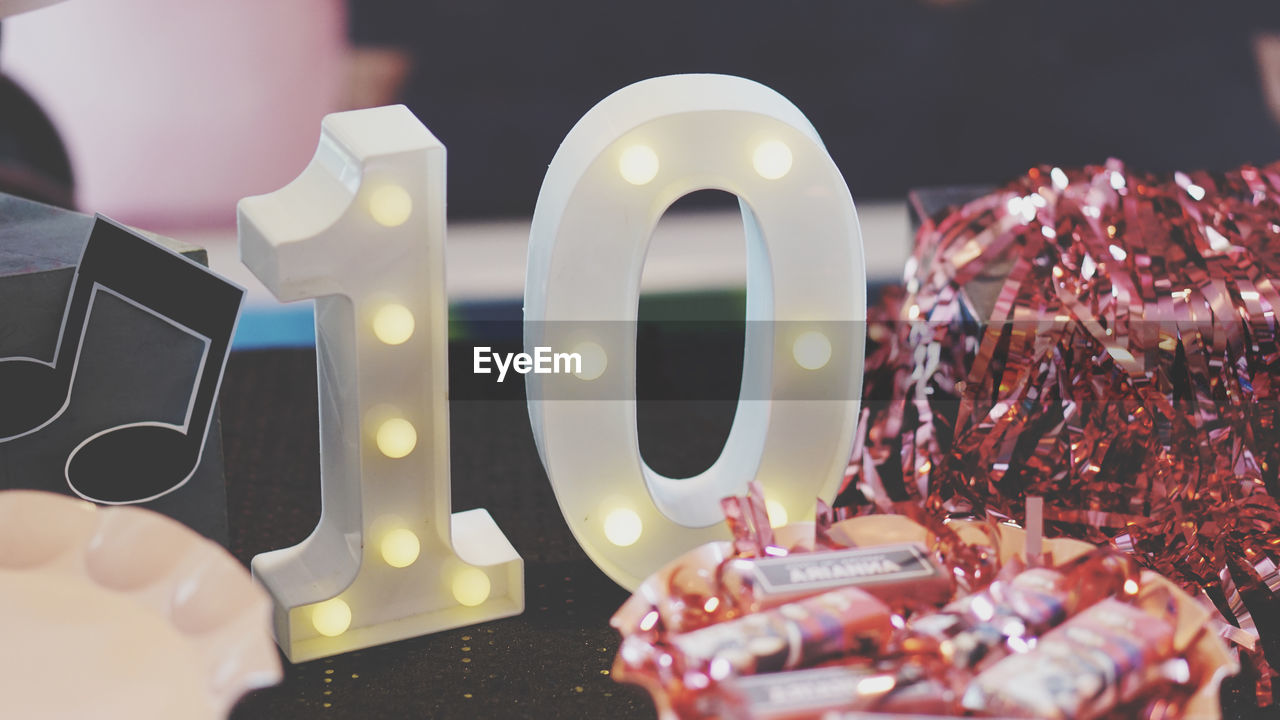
0;216;243;504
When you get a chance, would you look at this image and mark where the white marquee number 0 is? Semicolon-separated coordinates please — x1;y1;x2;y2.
239;106;522;662
525;74;867;590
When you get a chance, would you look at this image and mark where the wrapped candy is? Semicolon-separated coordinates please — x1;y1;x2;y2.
963;598;1179;719
718;542;951;614
824;714;1023;720
904;548;1141;671
611;500;1238;719
612;486;951;639
615;586;893;684
655;541;950;635
840;159;1280;698
709;663;957;719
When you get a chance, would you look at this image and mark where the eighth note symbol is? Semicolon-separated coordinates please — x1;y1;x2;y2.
0;216;244;504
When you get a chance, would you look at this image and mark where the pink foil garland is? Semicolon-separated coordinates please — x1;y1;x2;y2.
839;159;1280;700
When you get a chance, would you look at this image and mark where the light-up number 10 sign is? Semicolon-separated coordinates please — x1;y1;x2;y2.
238;74;863;660
526;74;865;590
238;106;522;662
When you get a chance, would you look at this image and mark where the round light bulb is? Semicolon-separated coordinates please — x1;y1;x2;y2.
619;145;659;186
376;418;417;458
452;567;492;607
792;331;832;370
368;184;413;227
372;304;415;345
311;598;351;638
573;341;608;381
603;507;643;547
380;528;421;568
765;499;789;528
753;140;793;180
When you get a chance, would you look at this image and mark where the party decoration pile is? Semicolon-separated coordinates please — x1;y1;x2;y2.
610;486;1235;719
838;159;1280;697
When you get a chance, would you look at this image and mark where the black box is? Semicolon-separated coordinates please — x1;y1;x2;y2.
0;193;230;544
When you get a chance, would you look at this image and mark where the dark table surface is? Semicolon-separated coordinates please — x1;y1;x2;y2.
223;348;666;720
221;347;1277;720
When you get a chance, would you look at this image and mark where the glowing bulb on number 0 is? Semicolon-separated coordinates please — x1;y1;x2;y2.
765;500;788;528
752;140;793;180
573;341;607;381
619;145;659;186
792;331;832;370
604;508;642;547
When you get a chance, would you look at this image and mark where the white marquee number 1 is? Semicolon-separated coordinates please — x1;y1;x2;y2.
525;75;867;590
239;106;523;662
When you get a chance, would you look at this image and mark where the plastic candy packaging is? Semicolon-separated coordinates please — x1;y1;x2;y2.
963;598;1178;719
905;548;1140;671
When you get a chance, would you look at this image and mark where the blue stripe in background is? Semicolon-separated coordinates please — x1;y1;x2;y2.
232;303;317;349
230;284;894;351
230;299;529;350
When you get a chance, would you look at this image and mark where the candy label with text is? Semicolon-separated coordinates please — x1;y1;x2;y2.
751;544;939;594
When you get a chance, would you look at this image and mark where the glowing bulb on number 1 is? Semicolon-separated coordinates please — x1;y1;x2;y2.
452;567;492;607
372;304;415;345
311;598;352;638
381;528;421;568
376;418;417;458
368;184;413;227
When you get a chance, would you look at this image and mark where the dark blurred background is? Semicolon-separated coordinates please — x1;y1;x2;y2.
348;0;1280;217
5;1;1280;222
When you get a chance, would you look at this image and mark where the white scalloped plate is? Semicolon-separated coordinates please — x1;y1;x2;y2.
0;490;281;718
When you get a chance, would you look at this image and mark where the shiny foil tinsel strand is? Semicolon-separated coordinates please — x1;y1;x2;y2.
836;159;1280;702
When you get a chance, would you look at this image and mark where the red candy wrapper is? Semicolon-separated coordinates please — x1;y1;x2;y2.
612;485;951;639
620;540;949;638
825;714;1023;720
612;496;1237;719
613;586;893;715
719;542;951;615
840;160;1280;697
710;664;956;719
963;598;1178;719
905;547;1140;671
666;585;892;675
